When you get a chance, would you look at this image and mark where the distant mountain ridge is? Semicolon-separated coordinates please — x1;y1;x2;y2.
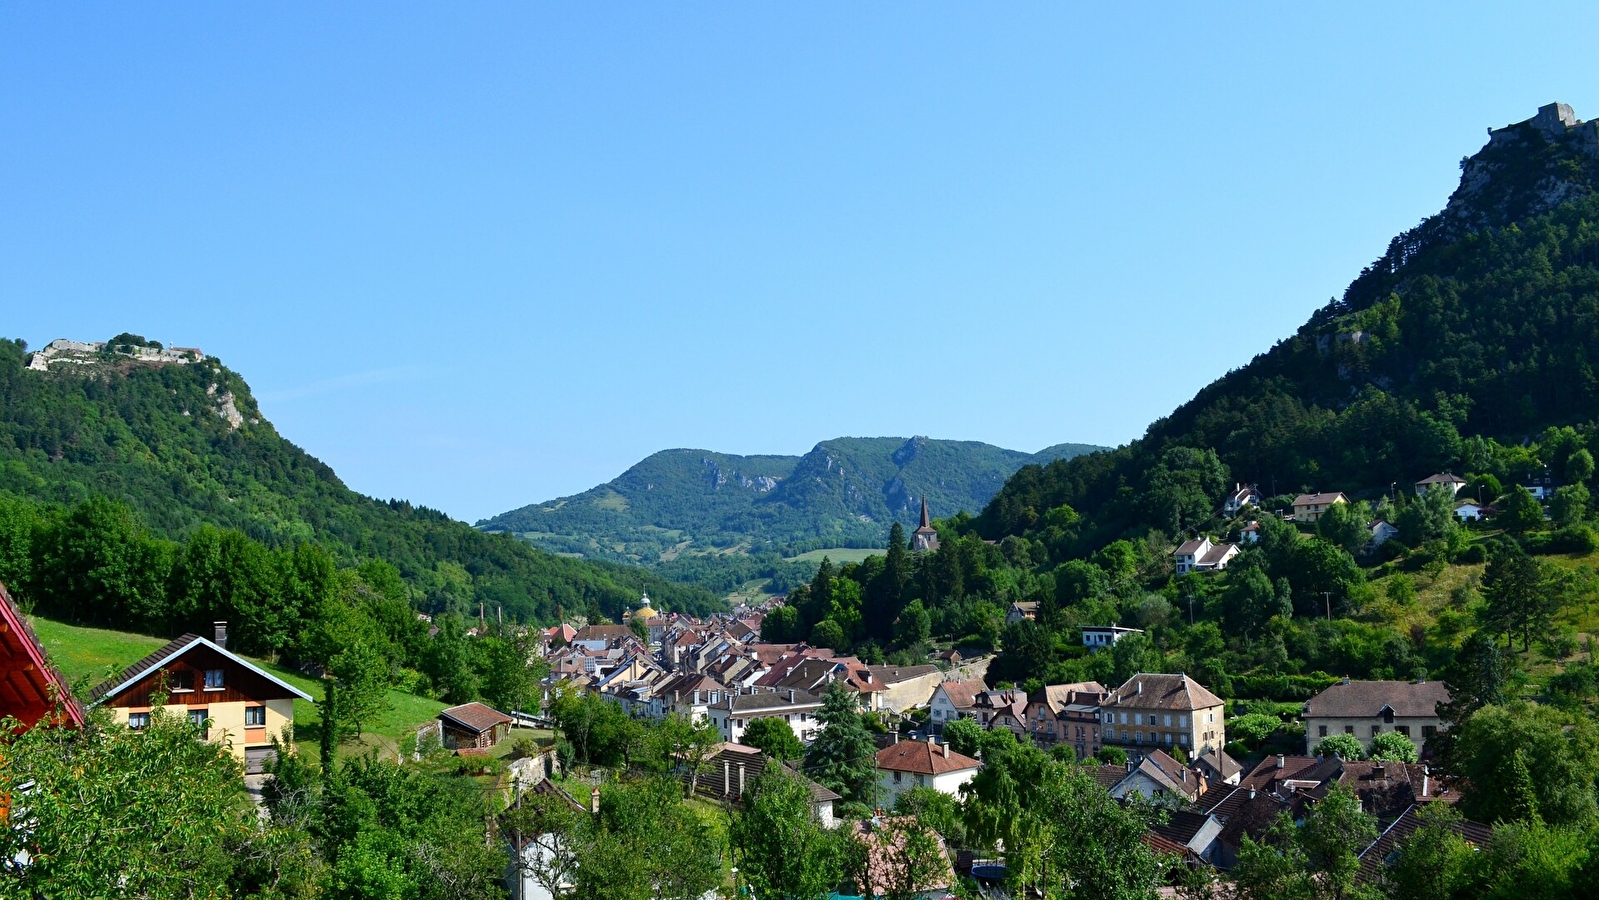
478;436;1104;564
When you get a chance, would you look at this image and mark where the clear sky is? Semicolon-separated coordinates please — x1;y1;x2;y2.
5;4;1598;522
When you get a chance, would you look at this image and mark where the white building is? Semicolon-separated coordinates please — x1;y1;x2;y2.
1081;625;1144;652
1174;536;1239;575
873;737;981;808
705;688;823;745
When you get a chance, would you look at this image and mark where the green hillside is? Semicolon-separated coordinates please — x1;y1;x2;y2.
977;103;1599;557
0;337;718;624
478;435;1103;569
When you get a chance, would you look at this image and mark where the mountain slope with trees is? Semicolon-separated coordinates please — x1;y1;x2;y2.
976;103;1599;558
0;337;718;625
478;435;1104;565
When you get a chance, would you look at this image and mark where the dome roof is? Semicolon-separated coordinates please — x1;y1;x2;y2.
634;592;659;620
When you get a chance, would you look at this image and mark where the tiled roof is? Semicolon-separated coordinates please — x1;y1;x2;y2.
1105;673;1224;711
1415;473;1466;486
89;634;199;702
709;688;822;712
1355;804;1492;884
875;739;981;775
1175;538;1208;556
1303;679;1451;719
1293;492;1348;506
89;633;314;705
440;702;515;734
1153;809;1215;847
867;664;940;686
1194;747;1242;781
934;679;988;709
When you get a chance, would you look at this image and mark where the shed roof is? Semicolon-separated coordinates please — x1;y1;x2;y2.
440;701;516;735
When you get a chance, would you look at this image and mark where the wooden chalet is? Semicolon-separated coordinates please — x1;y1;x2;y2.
439;701;515;750
89;622;312;774
0;582;85;730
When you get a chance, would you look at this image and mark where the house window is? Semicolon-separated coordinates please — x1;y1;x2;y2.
1147;715;1157;726
188;709;208;731
204;669;225;690
128;712;151;729
1179;715;1188;727
1371;725;1382;737
893;771;902;783
246;706;267;727
1179;734;1188;746
169;670;195;692
1318;725;1328;737
1344;725;1355;734
1422;725;1437;739
1395;725;1411;737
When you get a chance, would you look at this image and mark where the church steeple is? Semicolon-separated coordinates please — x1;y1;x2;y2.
912;497;940;552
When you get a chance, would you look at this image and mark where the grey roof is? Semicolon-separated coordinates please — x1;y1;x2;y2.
710;688;822;712
1106;673;1224;711
1302;680;1451;719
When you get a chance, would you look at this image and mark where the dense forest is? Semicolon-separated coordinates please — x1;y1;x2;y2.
0;337;719;625
478;436;1103;569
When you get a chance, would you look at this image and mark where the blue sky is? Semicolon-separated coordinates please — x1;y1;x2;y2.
5;4;1598;522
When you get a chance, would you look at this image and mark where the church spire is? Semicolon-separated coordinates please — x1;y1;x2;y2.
919;497;931;529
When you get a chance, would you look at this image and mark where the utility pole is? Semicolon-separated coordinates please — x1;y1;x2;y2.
1322;591;1333;621
1186;593;1194;626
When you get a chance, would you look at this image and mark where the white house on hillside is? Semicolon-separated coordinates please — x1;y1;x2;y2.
874;737;981;807
1174;536;1239;575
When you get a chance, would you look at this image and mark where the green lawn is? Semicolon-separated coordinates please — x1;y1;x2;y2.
784;547;882;565
30;615;447;760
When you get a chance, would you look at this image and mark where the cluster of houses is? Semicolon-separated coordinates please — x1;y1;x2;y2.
3;571;1491;896
1181;471;1549;574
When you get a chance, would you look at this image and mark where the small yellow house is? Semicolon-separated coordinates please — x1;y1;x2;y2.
89;623;312;774
1291;492;1349;523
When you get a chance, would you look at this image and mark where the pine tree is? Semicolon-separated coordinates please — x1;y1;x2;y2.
803;683;877;804
1505;748;1542;823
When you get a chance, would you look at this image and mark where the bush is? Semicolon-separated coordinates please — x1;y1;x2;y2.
1454;543;1488;565
510;737;540;760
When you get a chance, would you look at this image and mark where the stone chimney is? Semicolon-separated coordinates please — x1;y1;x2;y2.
1135;680;1142;695
737;763;746;797
1276;754;1285;769
942;742;949;758
723;759;732;797
213;621;228;650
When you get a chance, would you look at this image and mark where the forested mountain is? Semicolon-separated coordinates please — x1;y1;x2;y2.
976;102;1599;556
478;436;1104;564
0;337;719;625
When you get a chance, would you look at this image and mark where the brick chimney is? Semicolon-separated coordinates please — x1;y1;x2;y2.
213;621;228;650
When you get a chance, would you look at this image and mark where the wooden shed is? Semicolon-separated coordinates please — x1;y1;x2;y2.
439;701;515;750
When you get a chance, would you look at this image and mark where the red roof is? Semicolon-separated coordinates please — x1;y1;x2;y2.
0;583;85;729
875;739;980;775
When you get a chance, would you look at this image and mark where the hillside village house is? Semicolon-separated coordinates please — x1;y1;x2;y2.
1082;625;1143;652
1005;601;1039;625
1109;748;1205;804
1366;520;1400;553
1101;673;1226;760
1302;677;1451;755
1222;484;1262;517
706;688;823;745
89;623;313;774
927;679;986;734
1292;492;1348;523
874;736;981;808
1414;473;1466;497
1024;681;1106;758
1173;536;1239;575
